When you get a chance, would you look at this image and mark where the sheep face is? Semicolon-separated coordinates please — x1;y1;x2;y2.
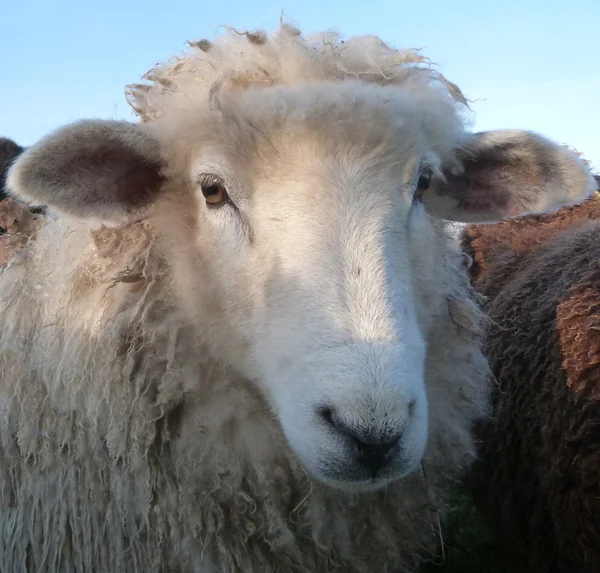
159;83;438;492
7;81;595;493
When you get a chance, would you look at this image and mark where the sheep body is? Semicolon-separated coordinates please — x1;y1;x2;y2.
462;184;600;572
0;207;480;573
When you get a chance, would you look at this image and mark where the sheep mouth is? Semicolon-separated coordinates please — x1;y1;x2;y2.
317;472;407;493
313;452;420;493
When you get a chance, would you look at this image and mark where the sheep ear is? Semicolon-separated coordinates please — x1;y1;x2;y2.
6;119;164;226
421;130;596;223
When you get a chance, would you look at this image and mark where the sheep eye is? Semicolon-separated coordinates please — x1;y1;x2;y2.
414;168;432;202
200;176;229;207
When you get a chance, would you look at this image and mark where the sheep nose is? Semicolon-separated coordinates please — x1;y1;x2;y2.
320;408;402;474
353;436;400;474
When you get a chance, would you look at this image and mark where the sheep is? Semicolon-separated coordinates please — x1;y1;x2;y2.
461;179;600;572
0;137;45;264
0;137;46;222
1;23;595;573
0;137;25;203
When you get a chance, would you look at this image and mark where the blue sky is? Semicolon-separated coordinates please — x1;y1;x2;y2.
2;0;599;170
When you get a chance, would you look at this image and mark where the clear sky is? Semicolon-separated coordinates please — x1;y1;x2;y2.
1;0;599;170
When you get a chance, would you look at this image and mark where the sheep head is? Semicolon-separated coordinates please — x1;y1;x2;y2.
6;25;596;493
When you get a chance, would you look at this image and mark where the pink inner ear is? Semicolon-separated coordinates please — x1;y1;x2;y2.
440;160;538;216
91;147;164;212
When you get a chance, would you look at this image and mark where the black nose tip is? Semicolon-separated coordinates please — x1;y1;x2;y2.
319;408;402;474
352;435;401;473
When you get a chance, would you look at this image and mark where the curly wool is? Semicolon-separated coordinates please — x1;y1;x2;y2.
461;186;600;572
0;23;490;573
125;23;469;123
0;222;489;572
0;198;44;265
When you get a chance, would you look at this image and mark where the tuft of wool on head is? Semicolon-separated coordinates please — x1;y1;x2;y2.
125;23;470;123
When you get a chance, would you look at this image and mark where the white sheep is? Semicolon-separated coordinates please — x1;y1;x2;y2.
1;23;595;573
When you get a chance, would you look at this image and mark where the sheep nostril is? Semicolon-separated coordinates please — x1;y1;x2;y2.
408;399;417;417
319;407;335;426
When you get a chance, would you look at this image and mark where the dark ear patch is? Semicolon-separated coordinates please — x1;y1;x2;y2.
439;157;545;217
421;129;596;224
7;120;165;225
84;147;165;213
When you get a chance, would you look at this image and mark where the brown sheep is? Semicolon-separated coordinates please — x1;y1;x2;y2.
461;177;600;572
